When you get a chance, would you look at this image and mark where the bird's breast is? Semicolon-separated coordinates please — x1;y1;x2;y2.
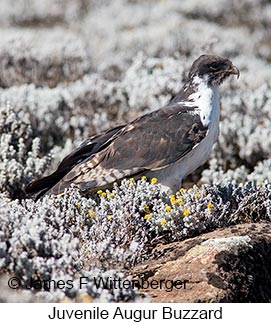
190;84;220;128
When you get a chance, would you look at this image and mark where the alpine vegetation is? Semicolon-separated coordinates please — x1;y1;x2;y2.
0;0;271;302
0;103;51;199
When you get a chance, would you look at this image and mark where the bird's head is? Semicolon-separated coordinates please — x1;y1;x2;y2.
188;54;240;87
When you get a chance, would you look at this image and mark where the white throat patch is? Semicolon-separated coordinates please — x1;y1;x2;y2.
178;75;220;127
190;76;220;127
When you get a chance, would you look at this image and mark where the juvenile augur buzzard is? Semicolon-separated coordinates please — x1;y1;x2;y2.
26;54;239;199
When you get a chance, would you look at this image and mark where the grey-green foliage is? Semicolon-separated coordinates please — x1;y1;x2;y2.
0;191;138;302
0;0;85;27
1;0;271;303
0;28;91;88
0;103;51;198
80;180;271;271
1;179;271;301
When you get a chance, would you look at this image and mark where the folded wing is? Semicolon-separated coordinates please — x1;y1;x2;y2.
46;104;208;196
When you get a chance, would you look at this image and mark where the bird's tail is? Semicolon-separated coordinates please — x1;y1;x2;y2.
25;171;65;200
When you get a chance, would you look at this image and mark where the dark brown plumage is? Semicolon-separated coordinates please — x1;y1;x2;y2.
25;54;239;199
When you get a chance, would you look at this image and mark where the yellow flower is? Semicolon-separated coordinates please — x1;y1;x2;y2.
143;205;149;211
188;188;193;191
258;181;263;187
165;205;172;212
207;202;214;212
129;183;134;188
160;218;167;226
171;200;177;205
107;215;113;220
88;210;95;217
129;178;135;181
97;190;103;195
151;177;158;184
183;208;190;216
113;181;118;186
76;202;81;208
176;199;184;205
141;176;147;180
194;193;200;198
144;213;151;220
180;188;186;192
109;193;115;198
101;192;106;197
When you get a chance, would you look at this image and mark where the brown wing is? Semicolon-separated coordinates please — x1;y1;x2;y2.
25;125;124;199
48;105;207;194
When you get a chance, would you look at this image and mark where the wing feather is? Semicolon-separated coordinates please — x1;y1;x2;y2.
26;103;208;198
48;104;207;194
25;124;124;197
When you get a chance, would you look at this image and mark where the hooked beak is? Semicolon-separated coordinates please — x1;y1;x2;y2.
215;64;240;79
225;64;240;79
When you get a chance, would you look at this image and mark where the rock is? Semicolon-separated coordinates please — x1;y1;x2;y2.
130;222;271;302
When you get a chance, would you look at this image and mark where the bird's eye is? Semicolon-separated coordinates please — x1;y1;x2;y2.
209;62;221;71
